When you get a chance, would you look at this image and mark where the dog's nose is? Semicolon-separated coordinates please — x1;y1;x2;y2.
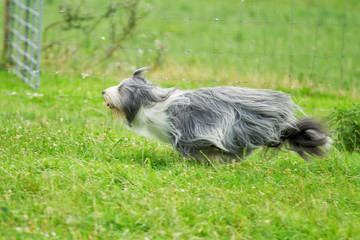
102;90;105;95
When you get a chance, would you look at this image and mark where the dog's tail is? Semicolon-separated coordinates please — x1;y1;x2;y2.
269;118;332;160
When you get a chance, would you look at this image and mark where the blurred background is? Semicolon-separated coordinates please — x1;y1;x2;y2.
1;0;359;127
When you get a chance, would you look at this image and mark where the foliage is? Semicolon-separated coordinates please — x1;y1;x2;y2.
331;105;360;152
42;0;152;71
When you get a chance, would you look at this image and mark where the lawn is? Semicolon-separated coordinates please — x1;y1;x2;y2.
1;0;360;239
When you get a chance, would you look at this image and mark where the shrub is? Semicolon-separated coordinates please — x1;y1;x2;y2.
331;104;360;152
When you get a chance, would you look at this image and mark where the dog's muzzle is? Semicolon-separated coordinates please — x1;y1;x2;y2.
102;90;115;109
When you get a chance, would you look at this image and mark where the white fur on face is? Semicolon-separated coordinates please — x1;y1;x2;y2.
103;84;126;122
103;85;121;109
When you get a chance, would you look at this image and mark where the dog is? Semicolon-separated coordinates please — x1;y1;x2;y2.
102;67;331;163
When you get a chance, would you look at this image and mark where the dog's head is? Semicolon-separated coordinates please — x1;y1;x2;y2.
102;67;175;125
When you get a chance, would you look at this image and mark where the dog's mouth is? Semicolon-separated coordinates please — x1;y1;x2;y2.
106;102;116;109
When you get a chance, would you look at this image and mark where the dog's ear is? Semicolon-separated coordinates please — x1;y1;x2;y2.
122;87;141;125
131;67;149;79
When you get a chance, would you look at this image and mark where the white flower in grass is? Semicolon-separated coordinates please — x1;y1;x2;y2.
81;73;90;79
154;39;162;49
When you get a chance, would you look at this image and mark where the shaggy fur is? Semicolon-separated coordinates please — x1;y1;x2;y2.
102;67;331;162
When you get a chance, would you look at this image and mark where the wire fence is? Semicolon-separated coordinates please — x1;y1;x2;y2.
8;0;43;89
2;0;359;122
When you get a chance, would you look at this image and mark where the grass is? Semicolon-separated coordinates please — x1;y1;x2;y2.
1;0;360;239
1;110;360;239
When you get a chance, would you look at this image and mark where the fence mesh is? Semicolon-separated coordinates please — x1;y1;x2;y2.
9;0;43;89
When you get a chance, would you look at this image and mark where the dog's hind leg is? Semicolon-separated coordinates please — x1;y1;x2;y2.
189;147;241;164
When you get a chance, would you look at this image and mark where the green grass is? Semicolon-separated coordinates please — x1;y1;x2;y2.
1;109;360;239
1;0;360;239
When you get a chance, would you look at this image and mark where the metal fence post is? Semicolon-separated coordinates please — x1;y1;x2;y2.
2;0;11;61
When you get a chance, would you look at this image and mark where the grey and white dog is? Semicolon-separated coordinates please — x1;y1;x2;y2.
102;67;331;162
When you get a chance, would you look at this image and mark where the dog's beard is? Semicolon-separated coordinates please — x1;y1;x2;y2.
104;100;123;120
109;107;125;122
